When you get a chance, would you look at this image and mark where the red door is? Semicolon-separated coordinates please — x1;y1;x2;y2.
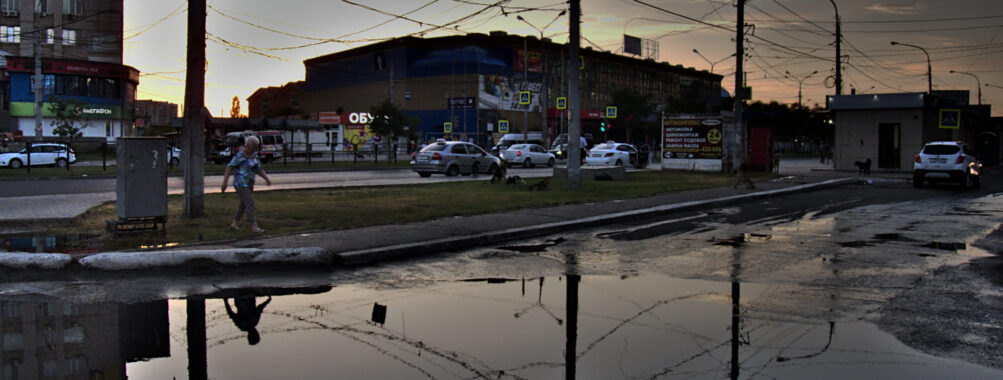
749;127;773;171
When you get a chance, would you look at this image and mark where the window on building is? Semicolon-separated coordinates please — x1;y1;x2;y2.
1;301;20;318
62;29;76;45
290;93;299;111
1;0;18;14
261;98;269;116
30;74;56;95
1;25;19;43
45;28;54;44
63;0;83;15
34;0;52;15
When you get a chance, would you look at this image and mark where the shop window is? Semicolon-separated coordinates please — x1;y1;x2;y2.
0;26;19;43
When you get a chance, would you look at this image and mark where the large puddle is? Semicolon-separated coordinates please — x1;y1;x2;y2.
1;273;998;379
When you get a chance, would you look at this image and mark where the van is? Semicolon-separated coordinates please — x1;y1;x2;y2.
256;130;284;162
491;132;543;156
212;130;284;164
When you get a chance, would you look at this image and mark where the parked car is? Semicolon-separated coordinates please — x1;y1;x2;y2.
501;143;556;168
166;145;181;166
0;143;76;169
913;141;982;188
411;139;501;177
491;132;543;156
584;142;637;167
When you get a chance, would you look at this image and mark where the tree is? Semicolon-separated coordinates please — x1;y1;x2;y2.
49;96;85;139
610;88;656;145
369;99;420;160
230;95;242;118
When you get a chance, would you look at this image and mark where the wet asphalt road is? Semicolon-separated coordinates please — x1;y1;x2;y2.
1;173;1001;378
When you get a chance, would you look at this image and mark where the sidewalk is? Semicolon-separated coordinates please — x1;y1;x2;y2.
0;158;883;270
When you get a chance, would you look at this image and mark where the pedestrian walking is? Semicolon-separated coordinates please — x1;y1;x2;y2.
221;136;272;233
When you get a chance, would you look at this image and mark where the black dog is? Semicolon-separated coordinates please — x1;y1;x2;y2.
527;178;550;191
491;165;508;183
854;158;871;175
506;175;525;185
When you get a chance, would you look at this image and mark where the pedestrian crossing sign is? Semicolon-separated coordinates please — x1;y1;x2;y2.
557;97;567;109
606;106;618;119
499;120;509;133
939;109;960;129
443;122;452;133
519;91;531;105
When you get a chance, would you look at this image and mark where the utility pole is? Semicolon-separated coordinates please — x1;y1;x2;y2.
523;38;528;143
829;0;841;95
567;0;582;189
733;0;745;173
33;4;42;137
183;0;206;218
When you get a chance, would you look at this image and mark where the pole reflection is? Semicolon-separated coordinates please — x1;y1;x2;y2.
186;298;207;380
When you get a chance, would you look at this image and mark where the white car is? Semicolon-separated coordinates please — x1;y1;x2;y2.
913;141;982;188
501;144;555;168
0;143;77;169
585;142;637;167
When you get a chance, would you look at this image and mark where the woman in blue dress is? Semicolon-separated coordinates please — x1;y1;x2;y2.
221;136;272;233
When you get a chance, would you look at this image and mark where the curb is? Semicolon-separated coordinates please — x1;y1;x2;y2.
336;177;859;265
0;247;329;271
1;177;858;271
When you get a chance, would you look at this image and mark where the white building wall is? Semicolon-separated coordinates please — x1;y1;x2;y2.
15;118;126;139
834;109;924;171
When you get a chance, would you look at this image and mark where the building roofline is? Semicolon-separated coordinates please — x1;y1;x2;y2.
302;32;722;81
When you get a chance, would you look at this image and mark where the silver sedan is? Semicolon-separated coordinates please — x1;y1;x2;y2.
500;143;556;168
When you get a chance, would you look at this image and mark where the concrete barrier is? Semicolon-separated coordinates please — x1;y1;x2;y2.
552;165;626;180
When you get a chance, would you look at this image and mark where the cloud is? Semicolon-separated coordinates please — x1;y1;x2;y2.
866;1;926;15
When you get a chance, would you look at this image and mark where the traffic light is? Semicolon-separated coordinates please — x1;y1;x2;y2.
600;120;606;132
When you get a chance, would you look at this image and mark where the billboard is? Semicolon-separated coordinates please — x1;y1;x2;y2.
663;117;723;159
478;75;541;112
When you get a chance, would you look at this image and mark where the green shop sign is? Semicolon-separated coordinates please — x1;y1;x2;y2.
9;102;129;119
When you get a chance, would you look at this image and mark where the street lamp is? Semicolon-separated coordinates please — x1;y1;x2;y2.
890;41;932;94
516;11;566;145
692;49;735;74
949;70;982;105
785;70;818;108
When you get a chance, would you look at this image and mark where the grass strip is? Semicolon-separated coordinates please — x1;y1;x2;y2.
44;170;769;250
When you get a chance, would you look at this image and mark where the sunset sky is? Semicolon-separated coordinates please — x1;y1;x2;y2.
123;0;1003;117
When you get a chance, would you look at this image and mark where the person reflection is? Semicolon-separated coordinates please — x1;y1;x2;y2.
224;296;272;345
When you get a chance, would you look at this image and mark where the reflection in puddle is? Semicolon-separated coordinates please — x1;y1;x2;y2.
4;273;997;379
0;234;102;254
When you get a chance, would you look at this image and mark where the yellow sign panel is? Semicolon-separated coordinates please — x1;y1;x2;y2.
939;109;960;129
499;120;510;133
443;122;452;133
606;106;618;119
519;91;531;105
707;128;722;144
556;97;567;110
